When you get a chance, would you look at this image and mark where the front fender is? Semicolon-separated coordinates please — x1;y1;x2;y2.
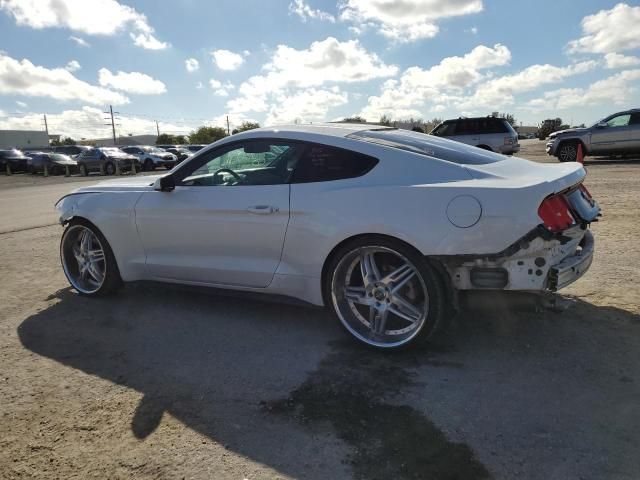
55;191;147;281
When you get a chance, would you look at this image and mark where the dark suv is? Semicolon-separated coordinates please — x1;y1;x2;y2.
430;116;520;154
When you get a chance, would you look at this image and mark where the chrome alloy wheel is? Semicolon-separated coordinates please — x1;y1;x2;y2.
331;246;429;348
558;143;577;162
61;225;106;294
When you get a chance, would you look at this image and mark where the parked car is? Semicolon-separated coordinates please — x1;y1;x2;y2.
430;116;520;154
56;124;600;350
120;146;177;171
164;147;193;163
52;145;92;158
546;109;640;162
75;147;139;175
185;144;206;152
0;148;30;172
155;144;178;150
26;152;77;175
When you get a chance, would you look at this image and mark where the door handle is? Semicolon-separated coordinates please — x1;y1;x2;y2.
246;205;278;214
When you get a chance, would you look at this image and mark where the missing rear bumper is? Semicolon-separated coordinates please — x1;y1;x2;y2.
547;230;594;291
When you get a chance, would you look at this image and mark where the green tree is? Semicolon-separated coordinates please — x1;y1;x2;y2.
174;135;187;144
51;136;76;146
343;116;366;123
156;133;176;145
379;114;392;126
235;121;260;133
499;113;517;127
189;126;228;144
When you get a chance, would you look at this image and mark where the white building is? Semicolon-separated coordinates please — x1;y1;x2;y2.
0;130;49;150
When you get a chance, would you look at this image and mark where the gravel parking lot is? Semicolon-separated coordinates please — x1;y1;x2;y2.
1;140;639;480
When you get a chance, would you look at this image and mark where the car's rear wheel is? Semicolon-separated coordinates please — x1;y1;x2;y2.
327;237;446;350
60;220;122;296
79;163;88;176
558;141;578;162
144;159;154;171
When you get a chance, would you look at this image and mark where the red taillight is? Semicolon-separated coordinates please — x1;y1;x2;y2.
538;194;575;232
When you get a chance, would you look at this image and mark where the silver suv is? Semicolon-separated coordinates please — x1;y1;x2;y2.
546;109;640;162
429;116;520;154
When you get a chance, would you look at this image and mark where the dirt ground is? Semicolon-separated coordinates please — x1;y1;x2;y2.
1;140;639;479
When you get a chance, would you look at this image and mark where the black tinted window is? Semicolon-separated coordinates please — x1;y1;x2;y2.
630;113;640;125
454;119;509;135
292;144;378;183
432;122;456;137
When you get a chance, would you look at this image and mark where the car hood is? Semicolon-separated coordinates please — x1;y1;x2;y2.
549;127;589;139
71;174;164;193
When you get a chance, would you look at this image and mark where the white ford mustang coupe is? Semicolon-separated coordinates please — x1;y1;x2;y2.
56;124;600;349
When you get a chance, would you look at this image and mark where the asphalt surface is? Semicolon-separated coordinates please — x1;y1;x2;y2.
1;141;639;479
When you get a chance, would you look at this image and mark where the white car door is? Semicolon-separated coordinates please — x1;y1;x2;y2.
134;140;300;288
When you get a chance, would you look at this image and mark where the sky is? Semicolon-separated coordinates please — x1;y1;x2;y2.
0;0;639;140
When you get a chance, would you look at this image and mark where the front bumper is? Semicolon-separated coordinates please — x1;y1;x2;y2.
547;230;594;290
546;139;557;155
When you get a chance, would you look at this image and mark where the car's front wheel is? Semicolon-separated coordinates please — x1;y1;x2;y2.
60;220;122;296
558;141;579;162
327;237;446;350
144;159;155;171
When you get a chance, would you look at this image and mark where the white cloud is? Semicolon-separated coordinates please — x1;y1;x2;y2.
0;0;168;50
340;0;483;42
0;52;128;105
16;100;27;108
185;58;199;72
526;69;640;111
69;35;89;47
359;44;510;120
457;60;597;110
98;68;166;95
209;79;234;97
65;60;81;72
0;106;191;139
567;3;640;54
228;37;396;119
211;49;245;70
195;81;204;89
266;88;348;125
289;0;335;22
604;52;640;69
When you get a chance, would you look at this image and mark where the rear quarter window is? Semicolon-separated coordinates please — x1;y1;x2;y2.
291;144;378;183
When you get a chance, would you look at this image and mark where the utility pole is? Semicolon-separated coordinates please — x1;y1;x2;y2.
155;120;160;137
226;115;230;135
104;105;118;145
43;114;49;138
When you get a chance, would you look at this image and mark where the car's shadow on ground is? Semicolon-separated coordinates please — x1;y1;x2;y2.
18;284;640;480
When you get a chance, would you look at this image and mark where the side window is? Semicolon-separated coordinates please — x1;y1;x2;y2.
291;144;378;184
433;123;455;137
178;141;301;187
606;114;631;128
630;113;640;125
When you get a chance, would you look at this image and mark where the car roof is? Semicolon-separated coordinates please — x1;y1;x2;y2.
244;123;395;138
443;116;505;123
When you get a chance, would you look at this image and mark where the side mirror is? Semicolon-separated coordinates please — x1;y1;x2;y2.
596;122;607;128
154;175;175;192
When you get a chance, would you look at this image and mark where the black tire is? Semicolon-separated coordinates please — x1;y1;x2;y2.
105;162;116;175
557;141;579;162
144;159;155;171
79;163;89;176
60;219;122;296
324;236;447;350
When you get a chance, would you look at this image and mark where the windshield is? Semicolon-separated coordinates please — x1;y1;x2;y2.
102;148;129;157
143;147;167;154
347;129;504;165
